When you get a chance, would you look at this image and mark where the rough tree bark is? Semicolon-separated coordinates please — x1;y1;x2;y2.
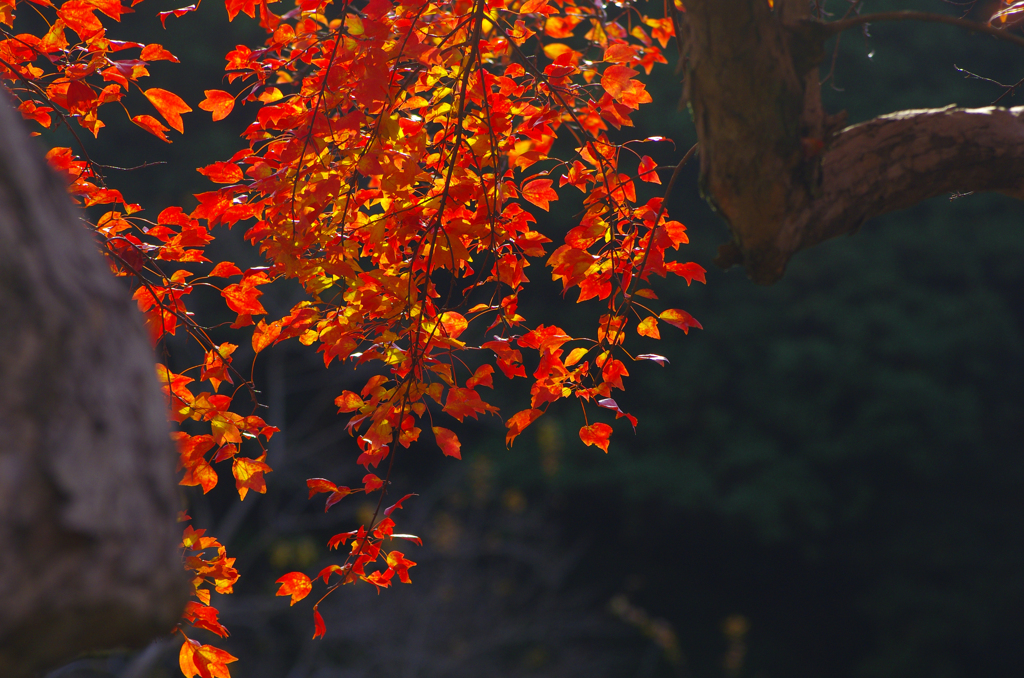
681;0;1024;284
0;99;187;676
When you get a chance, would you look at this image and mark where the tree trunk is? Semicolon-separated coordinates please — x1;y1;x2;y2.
0;99;187;677
681;0;1024;284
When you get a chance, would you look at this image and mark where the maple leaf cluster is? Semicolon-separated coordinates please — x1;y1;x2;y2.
2;0;704;671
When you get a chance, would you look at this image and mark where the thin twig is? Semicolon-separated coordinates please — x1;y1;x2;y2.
824;11;1024;50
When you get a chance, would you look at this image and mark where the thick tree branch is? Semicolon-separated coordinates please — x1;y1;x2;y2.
781;105;1024;259
681;0;1024;283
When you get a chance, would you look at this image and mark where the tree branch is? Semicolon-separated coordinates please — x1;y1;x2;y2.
823;11;1024;51
780;105;1024;255
681;0;1024;283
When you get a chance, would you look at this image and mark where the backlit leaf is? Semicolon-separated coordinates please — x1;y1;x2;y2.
140;43;178;61
384;493;417;516
637;316;660;339
275;572;312;605
198;161;243;184
638;155;660;183
209;261;242;277
363;474;384;493
659;308;702;334
506;408;543;446
522;178;557;211
179;639;237;678
199;89;234;121
313;607;326;639
334;390;364;412
131;114;170;142
232;456;271;500
432;426;461;459
579;422;613;453
143;87;191;134
306;478;338;498
251;319;281;354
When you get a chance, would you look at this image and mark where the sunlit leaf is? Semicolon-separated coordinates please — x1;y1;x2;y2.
432;426;462;459
199;89;235;121
131;114;170;142
579;422;613;453
275;572;312;606
143;87;191;134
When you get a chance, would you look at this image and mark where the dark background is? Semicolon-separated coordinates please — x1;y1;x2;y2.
41;1;1024;677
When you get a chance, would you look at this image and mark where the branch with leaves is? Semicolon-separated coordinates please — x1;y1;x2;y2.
2;0;705;672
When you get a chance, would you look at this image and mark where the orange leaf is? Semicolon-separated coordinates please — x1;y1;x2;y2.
324;487;355;511
183;601;229;637
143;87;191;134
665;260;707;284
85;0;132;20
327;530;359;550
222;282;266;316
564;346;588;367
225;0;257;20
659;308;702;334
601;64;637;99
601;358;629;390
199;89;234;121
181;459;218;493
519;0;550;13
385;550;417;584
18;100;53;128
506;408;543;446
638;155;660;183
363;473;384;493
210;415;242;446
232;456;271;500
443;387;498;422
58;1;104;40
637;316;660;339
579;422;613;453
662;220;688;247
432;426;461;459
306;478;337;498
198;161;243;184
334;390;364;412
521;178;557;211
384;493;416;516
157;4;199;27
438;311;468;339
131;114;170;142
317;564;346;583
251;319;281;354
509;19;535;45
601;64;652;108
140;43;178;61
179;639;237;678
209;261;242;278
313;607;326;639
275;572;312;605
466;364;494;389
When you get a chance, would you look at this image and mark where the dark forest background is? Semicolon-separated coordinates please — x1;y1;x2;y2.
43;1;1024;677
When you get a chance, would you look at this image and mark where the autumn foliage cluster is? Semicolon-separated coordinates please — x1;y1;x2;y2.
1;0;711;672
